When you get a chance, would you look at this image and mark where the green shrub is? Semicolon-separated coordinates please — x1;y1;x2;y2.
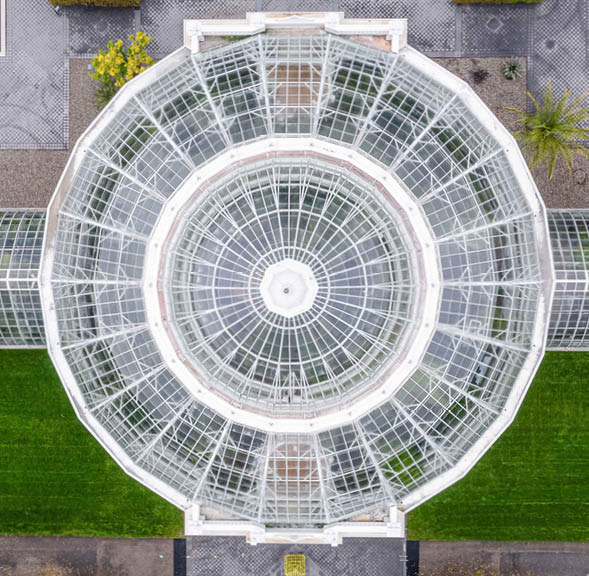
503;58;523;80
507;83;589;179
471;68;490;84
454;0;542;4
93;82;118;110
49;0;140;7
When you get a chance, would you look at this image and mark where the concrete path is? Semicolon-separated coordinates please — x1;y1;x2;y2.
0;536;175;576
411;540;589;576
1;536;588;576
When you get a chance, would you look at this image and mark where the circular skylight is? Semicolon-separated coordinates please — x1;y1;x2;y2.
165;157;416;415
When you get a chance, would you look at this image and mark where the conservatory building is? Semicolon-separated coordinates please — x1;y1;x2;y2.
1;13;588;545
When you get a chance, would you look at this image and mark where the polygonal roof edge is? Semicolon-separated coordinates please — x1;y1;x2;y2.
38;14;555;540
183;12;408;53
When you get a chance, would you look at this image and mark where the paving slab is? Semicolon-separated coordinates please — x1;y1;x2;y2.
0;0;68;149
188;536;406;576
416;540;589;576
0;536;174;576
461;3;532;56
528;0;589;128
68;6;136;57
340;0;457;54
141;0;255;58
255;0;339;12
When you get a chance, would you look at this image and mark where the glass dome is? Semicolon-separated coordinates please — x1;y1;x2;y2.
41;29;551;528
165;156;416;415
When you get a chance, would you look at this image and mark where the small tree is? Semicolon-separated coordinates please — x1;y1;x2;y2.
89;32;155;109
507;83;589;179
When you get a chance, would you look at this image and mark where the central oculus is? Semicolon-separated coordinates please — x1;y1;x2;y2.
260;259;319;318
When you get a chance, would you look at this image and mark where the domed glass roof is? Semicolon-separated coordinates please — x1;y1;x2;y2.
41;30;551;527
165;156;416;415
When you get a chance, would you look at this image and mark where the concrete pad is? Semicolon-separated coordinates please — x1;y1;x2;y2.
68;6;136;57
461;4;532;56
0;0;68;149
0;537;174;576
97;538;174;576
417;540;589;576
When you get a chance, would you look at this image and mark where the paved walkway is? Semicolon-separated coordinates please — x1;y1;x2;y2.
0;0;586;149
1;536;588;576
0;0;68;149
0;536;176;576
411;540;589;576
189;536;406;576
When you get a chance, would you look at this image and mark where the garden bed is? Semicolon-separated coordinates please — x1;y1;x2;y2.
435;57;589;208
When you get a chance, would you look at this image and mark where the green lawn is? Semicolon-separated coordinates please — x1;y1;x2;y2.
0;349;183;537
407;351;589;541
1;350;587;540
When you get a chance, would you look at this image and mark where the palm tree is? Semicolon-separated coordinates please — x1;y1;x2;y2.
507;83;589;180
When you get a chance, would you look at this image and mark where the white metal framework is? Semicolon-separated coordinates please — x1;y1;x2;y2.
547;210;589;349
144;138;441;436
39;16;553;539
0;210;46;347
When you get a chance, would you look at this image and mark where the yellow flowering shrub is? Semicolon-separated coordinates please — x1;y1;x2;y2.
89;32;155;108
